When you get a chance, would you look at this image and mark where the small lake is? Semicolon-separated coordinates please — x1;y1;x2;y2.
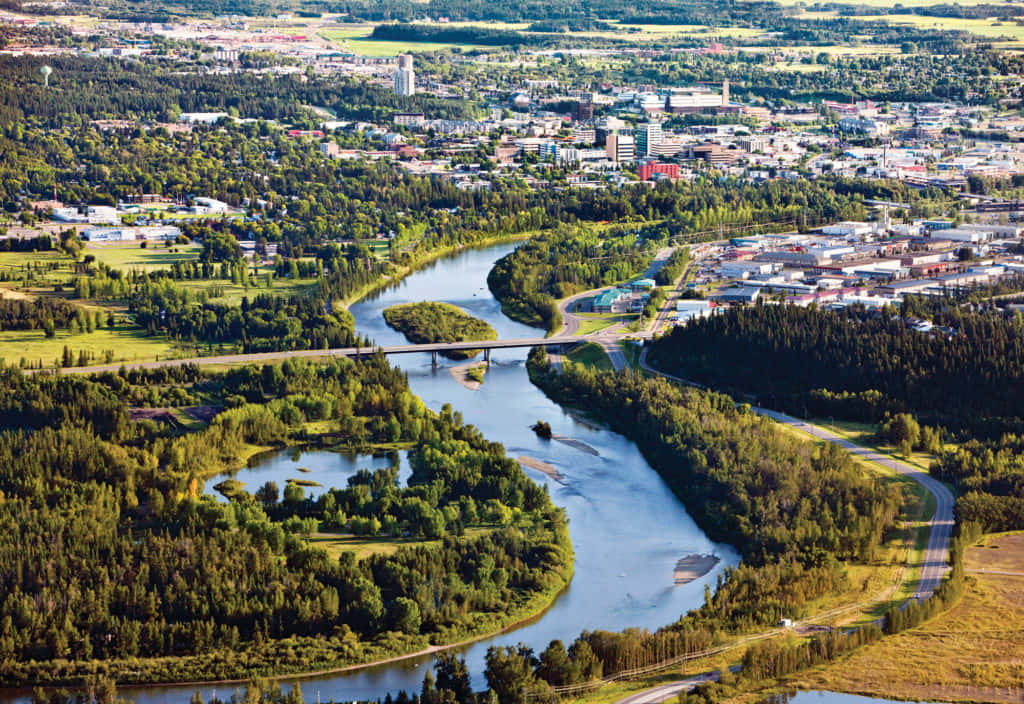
206;448;412;503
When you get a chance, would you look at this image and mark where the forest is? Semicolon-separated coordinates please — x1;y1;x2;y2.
0;357;572;686
383;302;497;360
645;303;1024;436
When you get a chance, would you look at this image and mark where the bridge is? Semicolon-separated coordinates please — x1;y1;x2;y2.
54;332;653;376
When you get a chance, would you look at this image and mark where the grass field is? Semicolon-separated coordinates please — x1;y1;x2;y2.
574;314;633;336
565;342;614;371
319;27;489;55
86;242;200;271
307;527;494;561
849;14;1024;43
0;325;180;367
793;532;1024;701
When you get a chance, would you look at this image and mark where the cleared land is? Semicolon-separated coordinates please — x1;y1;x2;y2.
307;527;494;561
0;325;179;367
794;532;1024;702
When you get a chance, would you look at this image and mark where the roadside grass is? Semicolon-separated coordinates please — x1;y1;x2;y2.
0;325;180;367
574;314;633;336
791;532;1024;699
565;342;613;372
772;419;935;626
306;526;495;561
809;416;955;476
619;340;642;370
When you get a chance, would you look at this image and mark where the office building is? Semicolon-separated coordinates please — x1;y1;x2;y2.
634;122;663;157
394;54;415;96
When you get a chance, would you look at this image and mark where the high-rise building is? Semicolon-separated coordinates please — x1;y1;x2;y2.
606;134;635;163
634;122;663;157
394;54;416;96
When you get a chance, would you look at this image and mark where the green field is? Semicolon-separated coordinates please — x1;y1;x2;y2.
0;324;180;368
86;242;200;271
851;14;1024;42
565;342;614;371
320;28;490;55
574;314;633;336
306;527;494;561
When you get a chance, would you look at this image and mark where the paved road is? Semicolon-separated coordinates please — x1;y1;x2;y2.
756;409;954;600
643;247;677;280
613;672;720;704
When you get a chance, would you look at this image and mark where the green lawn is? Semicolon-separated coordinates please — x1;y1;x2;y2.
306;526;494;561
0;324;180;368
87;242;201;271
565;342;613;371
574;314;633;336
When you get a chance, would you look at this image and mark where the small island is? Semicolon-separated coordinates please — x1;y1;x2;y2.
383;301;498;360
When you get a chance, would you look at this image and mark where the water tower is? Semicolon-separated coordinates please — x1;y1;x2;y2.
40;65;52;88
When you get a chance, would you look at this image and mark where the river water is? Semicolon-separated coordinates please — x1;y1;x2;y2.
3;243;740;704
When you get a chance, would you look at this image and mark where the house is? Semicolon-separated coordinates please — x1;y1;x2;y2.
630;278;656;291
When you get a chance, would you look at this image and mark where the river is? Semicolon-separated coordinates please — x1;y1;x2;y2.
4;243;739;704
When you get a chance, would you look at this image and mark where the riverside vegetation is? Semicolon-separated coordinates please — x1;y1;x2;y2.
0;356;572;687
382;302;497;360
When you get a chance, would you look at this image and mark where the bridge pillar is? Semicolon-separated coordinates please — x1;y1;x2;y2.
483;348;491;365
431;350;438;368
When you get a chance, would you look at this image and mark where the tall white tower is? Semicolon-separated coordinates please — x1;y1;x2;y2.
394;54;416;97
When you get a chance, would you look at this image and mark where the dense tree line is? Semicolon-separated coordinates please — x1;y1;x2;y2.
529;353;900;567
646;303;1024;435
0;357;572;686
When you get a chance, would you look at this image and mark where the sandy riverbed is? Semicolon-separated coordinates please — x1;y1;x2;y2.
674;554;721;585
551;434;600;456
516;456;568;485
449;361;487;390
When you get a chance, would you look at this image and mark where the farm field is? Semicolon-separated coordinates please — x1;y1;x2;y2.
319;27;491;55
794;532;1024;701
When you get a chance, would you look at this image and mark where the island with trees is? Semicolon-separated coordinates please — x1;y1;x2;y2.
383;302;498;360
